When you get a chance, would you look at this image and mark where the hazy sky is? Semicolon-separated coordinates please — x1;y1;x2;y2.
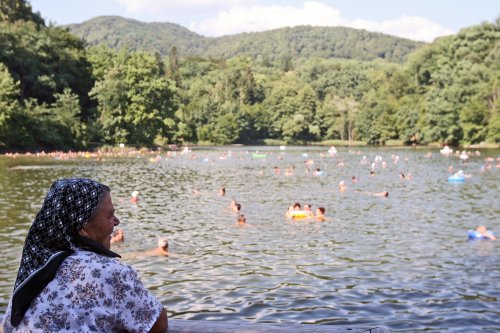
30;0;499;42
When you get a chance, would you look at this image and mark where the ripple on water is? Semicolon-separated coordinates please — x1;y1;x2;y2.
0;147;499;332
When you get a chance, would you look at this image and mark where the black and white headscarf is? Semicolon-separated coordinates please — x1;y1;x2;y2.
10;178;120;327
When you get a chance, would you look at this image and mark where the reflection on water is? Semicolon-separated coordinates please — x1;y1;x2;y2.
0;147;499;332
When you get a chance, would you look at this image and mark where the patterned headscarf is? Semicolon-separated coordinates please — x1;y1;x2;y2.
10;178;118;326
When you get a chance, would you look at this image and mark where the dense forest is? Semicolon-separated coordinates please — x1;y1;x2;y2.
66;16;422;64
0;0;499;150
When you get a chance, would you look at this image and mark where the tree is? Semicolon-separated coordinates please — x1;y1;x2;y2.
210;109;241;144
51;88;89;147
90;51;178;146
168;46;181;87
0;21;94;115
0;63;20;148
90;66;129;144
0;0;44;25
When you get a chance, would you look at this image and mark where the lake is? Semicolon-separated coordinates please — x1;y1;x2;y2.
0;146;499;332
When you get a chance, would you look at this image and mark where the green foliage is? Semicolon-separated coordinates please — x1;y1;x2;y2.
0;20;94;113
67;17;423;64
403;20;500;144
89;50;178;146
0;0;44;26
0;62;20;148
0;11;498;150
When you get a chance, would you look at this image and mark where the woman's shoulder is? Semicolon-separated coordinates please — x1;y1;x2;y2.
65;249;134;273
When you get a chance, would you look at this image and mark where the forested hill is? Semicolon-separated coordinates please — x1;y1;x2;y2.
66;16;424;63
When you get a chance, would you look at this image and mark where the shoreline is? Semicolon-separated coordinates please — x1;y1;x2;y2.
1;142;499;155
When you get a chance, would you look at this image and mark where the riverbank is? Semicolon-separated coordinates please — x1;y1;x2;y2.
1;140;499;156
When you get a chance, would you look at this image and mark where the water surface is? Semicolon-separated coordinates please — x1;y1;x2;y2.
0;147;498;332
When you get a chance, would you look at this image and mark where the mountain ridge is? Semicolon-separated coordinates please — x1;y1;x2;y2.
66;15;424;63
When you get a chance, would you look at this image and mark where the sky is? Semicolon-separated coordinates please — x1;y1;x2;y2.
30;0;499;42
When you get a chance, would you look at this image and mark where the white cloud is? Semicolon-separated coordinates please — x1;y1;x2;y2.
190;1;343;36
350;16;455;42
116;0;455;42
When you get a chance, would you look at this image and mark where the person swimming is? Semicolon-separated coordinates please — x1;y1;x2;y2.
219;187;226;196
356;190;389;197
338;180;348;192
121;237;173;258
110;228;124;244
237;214;247;226
470;226;496;240
131;190;139;203
315;207;326;221
304;204;315;217
232;202;242;214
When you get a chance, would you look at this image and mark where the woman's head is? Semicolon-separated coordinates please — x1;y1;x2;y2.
78;190;120;250
15;178;111;289
11;179;120;327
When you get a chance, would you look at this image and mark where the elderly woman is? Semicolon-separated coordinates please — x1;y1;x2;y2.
2;178;168;332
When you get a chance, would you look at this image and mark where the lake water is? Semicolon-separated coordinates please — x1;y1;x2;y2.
0;146;499;332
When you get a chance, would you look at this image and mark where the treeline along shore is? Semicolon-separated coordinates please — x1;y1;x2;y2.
0;1;499;152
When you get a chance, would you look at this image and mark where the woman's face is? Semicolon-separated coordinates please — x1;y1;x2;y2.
79;192;120;249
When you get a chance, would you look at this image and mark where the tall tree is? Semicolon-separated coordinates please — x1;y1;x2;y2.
0;63;20;148
0;0;44;25
168;46;181;87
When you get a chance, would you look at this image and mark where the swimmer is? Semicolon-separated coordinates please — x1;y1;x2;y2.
315;207;326;221
121;237;174;259
351;176;358;183
284;166;294;176
237;214;247;225
338;180;348;192
149;238;171;256
453;169;472;178
219;187;226;196
304;204;315;217
131;190;139;203
475;226;496;240
110;228;124;244
356;190;389;197
293;202;302;210
232;202;242;214
369;170;375;177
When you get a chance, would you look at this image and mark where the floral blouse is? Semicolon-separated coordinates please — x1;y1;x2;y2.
3;249;164;333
